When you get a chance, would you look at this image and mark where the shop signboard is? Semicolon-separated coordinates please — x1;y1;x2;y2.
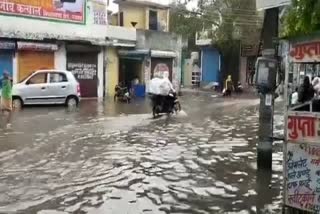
285;111;320;212
0;0;85;23
256;0;291;10
17;42;58;51
290;41;320;63
0;40;15;50
286;142;320;212
287;113;320;143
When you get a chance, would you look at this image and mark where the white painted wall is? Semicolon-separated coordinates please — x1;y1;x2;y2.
97;49;104;98
144;58;151;93
54;44;67;71
12;53;18;84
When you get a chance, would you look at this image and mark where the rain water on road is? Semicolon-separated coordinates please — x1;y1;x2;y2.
0;96;284;214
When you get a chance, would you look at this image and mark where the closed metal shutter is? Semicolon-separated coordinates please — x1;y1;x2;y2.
18;51;54;81
67;52;98;98
0;51;13;81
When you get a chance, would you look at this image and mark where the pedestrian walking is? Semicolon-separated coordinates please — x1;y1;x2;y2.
298;76;314;104
223;75;234;97
1;71;13;128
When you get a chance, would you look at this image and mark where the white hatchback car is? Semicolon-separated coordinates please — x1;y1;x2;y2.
12;70;81;108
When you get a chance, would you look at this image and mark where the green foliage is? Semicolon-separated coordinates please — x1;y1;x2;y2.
169;2;203;51
284;0;320;37
199;0;260;42
169;0;261;52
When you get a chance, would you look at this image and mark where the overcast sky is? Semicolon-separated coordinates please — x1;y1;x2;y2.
108;0;198;12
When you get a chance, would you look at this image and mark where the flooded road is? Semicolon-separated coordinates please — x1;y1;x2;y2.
0;95;284;214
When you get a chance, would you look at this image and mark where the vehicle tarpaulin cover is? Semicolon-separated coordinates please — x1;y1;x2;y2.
149;77;173;96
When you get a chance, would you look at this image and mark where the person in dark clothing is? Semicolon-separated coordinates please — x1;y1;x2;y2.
298;76;315;103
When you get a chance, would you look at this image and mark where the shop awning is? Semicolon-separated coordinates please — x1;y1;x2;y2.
151;50;177;58
118;49;150;58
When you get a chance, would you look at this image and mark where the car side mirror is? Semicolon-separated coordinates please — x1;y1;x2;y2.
26;80;30;85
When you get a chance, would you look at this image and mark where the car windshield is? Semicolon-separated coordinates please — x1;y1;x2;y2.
19;71;36;83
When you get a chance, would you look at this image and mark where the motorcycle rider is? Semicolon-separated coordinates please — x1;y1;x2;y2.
149;71;176;112
161;71;176;108
161;71;175;94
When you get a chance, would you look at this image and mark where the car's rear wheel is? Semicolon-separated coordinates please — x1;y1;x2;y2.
66;96;78;108
12;97;23;110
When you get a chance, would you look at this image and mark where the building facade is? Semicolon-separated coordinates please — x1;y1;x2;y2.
115;0;170;31
0;0;136;98
106;0;183;97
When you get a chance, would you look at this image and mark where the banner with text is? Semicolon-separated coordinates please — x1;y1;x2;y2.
0;0;85;23
286;143;320;212
91;0;107;25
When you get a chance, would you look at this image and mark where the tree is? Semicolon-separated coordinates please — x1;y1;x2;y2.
199;0;262;44
198;0;262;83
170;0;262;50
284;0;320;37
169;0;263;83
169;1;203;52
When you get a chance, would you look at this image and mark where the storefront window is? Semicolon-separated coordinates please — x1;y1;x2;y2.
288;62;320;112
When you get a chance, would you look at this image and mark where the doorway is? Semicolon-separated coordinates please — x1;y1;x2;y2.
119;58;143;90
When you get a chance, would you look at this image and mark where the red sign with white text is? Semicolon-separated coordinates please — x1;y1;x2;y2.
290;41;320;63
0;0;85;23
287;114;320;143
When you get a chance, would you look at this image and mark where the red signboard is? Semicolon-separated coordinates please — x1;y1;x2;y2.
290;41;320;63
0;0;85;23
287;114;320;142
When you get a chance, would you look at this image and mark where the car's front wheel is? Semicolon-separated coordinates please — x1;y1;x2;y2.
12;97;23;110
65;96;78;108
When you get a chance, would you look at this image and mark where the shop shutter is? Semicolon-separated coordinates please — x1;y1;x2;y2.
18;51;54;81
0;52;13;89
67;52;98;98
151;58;173;81
0;52;13;78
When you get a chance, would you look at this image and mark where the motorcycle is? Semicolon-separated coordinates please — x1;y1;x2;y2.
235;82;243;94
114;85;131;103
150;91;181;118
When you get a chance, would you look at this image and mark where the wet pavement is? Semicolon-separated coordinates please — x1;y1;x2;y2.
0;94;284;214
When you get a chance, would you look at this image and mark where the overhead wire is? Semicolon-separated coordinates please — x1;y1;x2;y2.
172;10;264;26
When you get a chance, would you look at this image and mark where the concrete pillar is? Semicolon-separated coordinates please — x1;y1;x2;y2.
54;43;66;70
12;52;18;84
106;47;119;97
98;49;104;98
